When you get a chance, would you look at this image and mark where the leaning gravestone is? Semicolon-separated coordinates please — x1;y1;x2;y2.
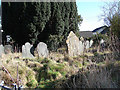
37;42;49;58
4;45;13;54
0;45;4;57
22;42;35;59
66;31;81;57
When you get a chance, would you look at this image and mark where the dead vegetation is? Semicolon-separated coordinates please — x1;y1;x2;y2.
0;41;120;88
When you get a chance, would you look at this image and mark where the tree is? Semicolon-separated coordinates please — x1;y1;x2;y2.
78;15;83;26
102;1;120;38
102;1;120;52
2;2;51;45
92;33;108;52
2;2;83;51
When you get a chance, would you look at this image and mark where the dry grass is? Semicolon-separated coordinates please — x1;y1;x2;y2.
0;53;38;88
0;47;119;88
0;52;83;88
56;63;117;88
54;48;120;88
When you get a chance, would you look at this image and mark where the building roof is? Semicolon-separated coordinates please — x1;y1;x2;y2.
92;26;109;35
79;26;109;38
79;31;93;38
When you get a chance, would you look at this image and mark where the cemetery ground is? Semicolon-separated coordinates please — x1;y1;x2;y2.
0;47;120;88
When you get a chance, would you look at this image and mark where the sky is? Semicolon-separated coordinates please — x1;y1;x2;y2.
76;1;106;31
76;0;119;31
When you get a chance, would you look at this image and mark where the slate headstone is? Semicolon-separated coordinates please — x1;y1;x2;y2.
22;42;35;59
66;31;81;57
0;45;4;57
37;42;49;58
4;45;13;54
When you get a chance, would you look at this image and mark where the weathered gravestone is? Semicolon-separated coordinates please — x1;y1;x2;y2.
79;41;84;54
100;39;104;44
66;31;81;57
0;45;4;57
22;45;26;58
37;42;49;58
90;40;93;47
86;40;90;49
22;42;35;59
4;45;13;54
0;30;2;45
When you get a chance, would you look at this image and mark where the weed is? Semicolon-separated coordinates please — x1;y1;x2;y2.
26;80;37;88
6;60;10;64
19;69;24;75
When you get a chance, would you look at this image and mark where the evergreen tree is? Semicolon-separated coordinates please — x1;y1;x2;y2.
2;2;82;51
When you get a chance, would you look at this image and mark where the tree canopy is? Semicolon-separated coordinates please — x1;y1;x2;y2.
2;2;83;51
102;1;120;39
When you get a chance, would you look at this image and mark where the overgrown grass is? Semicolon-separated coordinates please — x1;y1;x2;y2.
1;49;120;88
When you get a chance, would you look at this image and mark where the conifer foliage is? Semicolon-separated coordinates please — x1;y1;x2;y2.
2;2;82;51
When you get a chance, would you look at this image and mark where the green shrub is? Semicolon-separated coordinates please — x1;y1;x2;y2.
19;69;24;75
94;52;99;57
61;71;67;76
47;35;61;51
26;80;37;88
6;60;10;64
50;63;64;72
33;67;39;71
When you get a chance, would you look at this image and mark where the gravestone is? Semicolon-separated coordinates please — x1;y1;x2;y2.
66;31;81;57
0;45;4;57
79;41;84;54
0;30;2;45
90;40;93;47
85;40;90;49
4;45;13;54
22;42;35;59
100;39;104;44
22;45;26;58
37;42;49;58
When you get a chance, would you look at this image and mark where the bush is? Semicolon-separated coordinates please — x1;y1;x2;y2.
26;70;38;88
26;80;38;88
94;52;99;57
47;35;64;51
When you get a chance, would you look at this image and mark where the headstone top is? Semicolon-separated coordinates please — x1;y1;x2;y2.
37;42;49;58
22;42;35;59
4;45;13;54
